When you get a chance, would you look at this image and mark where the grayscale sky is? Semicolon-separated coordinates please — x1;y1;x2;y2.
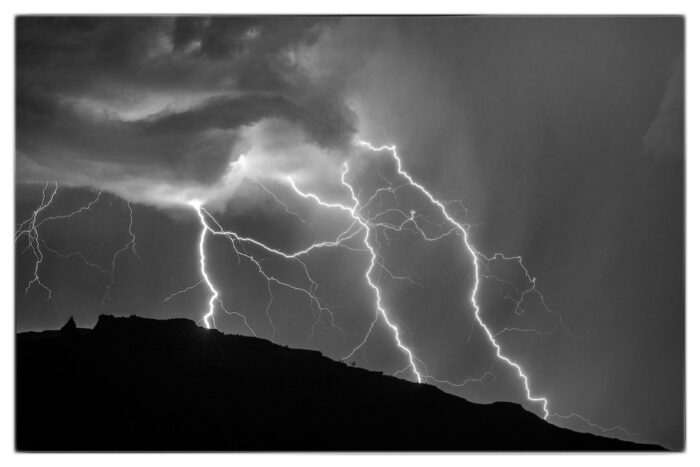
16;17;684;449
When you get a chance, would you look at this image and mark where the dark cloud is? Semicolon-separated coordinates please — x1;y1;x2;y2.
18;90;354;185
17;17;336;95
16;16;356;202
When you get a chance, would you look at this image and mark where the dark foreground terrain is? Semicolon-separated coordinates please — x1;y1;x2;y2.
17;315;662;451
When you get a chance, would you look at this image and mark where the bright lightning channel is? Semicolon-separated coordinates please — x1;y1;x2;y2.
288;165;424;382
185;200;348;339
191;201;220;331
357;140;550;416
355;141;636;439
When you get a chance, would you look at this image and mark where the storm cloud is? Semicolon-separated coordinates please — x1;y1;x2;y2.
17;17;357;207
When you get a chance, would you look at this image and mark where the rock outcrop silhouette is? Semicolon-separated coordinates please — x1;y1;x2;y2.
59;316;77;336
16;315;663;451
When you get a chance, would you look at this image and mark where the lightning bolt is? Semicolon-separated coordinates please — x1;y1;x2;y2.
288;164;424;382
16;182;59;298
253;178;310;227
102;202;140;304
421;364;497;388
163;280;204;303
185;200;349;340
356;140;634;438
191;202;221;330
16;182;139;305
356;141;550;415
547;413;638;438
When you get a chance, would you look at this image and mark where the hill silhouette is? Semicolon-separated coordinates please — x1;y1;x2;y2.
16;315;662;451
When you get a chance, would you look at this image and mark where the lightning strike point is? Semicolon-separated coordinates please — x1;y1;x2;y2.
192;204;218;330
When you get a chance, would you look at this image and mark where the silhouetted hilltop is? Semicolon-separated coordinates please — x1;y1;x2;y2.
17;315;663;451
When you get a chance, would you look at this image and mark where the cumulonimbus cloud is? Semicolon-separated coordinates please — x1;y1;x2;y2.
16;17;358;208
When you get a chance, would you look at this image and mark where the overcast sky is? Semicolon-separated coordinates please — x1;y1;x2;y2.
16;17;684;449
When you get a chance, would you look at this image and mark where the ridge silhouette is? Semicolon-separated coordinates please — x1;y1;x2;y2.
16;315;663;451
